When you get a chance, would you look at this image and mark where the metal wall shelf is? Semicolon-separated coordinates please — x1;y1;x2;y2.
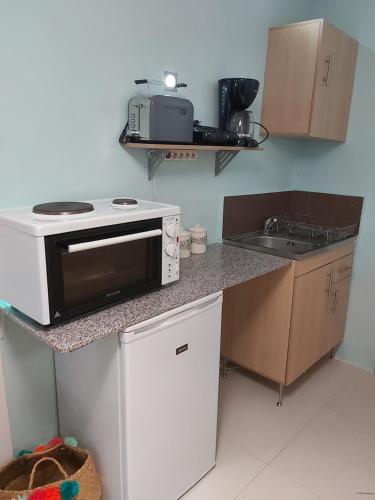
121;143;263;180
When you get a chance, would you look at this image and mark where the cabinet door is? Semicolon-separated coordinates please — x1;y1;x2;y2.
309;21;358;141
328;276;352;348
286;264;331;385
261;21;321;135
221;265;295;384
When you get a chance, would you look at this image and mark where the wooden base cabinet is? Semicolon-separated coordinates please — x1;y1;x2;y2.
261;19;358;142
221;264;295;384
286;254;353;384
221;242;354;392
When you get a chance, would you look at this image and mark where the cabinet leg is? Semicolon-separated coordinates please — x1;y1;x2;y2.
277;383;284;407
221;358;229;378
330;348;336;360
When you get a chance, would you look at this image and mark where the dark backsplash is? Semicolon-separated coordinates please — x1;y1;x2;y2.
222;191;364;239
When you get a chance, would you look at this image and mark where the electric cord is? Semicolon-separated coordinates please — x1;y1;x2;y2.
251;121;270;145
119;122;129;143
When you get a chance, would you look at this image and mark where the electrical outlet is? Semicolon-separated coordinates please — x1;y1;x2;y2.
165;150;198;160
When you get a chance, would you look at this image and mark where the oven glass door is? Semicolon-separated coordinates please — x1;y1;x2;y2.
45;219;162;323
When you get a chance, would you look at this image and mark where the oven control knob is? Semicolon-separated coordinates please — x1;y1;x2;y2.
165;243;177;257
166;224;176;238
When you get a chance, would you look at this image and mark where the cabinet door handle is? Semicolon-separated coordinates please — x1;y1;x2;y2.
331;290;339;315
326;271;333;295
323;55;332;86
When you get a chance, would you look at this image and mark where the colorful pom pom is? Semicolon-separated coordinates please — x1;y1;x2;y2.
48;437;64;448
42;486;60;500
60;480;79;499
16;449;32;458
64;437;78;448
34;445;48;453
29;489;45;500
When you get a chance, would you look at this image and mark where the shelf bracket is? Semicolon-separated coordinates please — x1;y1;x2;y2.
147;150;166;181
215;151;240;176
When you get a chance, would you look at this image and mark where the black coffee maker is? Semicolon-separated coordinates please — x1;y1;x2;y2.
218;78;260;147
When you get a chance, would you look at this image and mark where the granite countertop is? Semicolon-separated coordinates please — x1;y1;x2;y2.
2;243;291;353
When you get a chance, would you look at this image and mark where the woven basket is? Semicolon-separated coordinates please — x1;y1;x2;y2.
0;444;101;499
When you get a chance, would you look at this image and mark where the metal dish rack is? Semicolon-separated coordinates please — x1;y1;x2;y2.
264;215;358;242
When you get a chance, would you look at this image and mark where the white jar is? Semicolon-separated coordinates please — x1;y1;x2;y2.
189;224;208;254
180;228;192;258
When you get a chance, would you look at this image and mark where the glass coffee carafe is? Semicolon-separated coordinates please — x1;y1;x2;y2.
229;111;255;146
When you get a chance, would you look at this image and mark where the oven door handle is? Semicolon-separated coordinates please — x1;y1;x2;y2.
67;229;163;253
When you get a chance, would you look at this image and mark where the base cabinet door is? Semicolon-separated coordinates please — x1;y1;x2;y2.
286;264;331;385
221;265;295;384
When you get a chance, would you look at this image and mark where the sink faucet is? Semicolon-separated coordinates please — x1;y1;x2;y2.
264;217;278;233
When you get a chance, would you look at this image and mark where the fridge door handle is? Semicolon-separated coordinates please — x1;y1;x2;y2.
121;292;223;342
67;229;162;253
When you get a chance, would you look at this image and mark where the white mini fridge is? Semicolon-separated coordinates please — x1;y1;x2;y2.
55;291;223;500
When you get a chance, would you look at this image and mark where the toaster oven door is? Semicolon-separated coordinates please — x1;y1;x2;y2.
45;219;162;323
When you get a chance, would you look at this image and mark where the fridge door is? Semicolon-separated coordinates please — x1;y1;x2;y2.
120;292;223;500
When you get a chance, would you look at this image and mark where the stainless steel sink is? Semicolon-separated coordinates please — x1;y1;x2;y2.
224;233;329;260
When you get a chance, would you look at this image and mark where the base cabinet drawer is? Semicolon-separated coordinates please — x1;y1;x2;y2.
331;254;353;283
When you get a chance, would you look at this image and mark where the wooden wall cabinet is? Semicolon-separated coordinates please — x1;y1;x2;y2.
221;242;354;397
261;19;358;142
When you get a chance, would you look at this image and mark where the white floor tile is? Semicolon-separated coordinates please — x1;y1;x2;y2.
287;358;359;406
182;436;265;500
218;359;352;463
182;359;375;500
236;466;321;500
272;406;375;500
327;366;375;431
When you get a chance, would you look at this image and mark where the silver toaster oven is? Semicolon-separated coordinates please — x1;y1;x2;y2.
127;95;194;143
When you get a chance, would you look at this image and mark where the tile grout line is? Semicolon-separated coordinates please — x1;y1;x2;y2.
267;408;319;465
322;373;351;409
220;363;360;499
317;371;375;428
268;390;343;466
220;380;348;467
266;370;361;500
232;461;269;500
268;363;354;466
267;464;328;500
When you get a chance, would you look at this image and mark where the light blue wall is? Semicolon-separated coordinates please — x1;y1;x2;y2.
310;0;375;51
150;1;314;241
0;0;315;450
0;0;313;228
0;316;59;452
293;1;375;372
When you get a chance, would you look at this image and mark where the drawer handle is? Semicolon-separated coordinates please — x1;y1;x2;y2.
323;55;332;86
339;265;352;274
